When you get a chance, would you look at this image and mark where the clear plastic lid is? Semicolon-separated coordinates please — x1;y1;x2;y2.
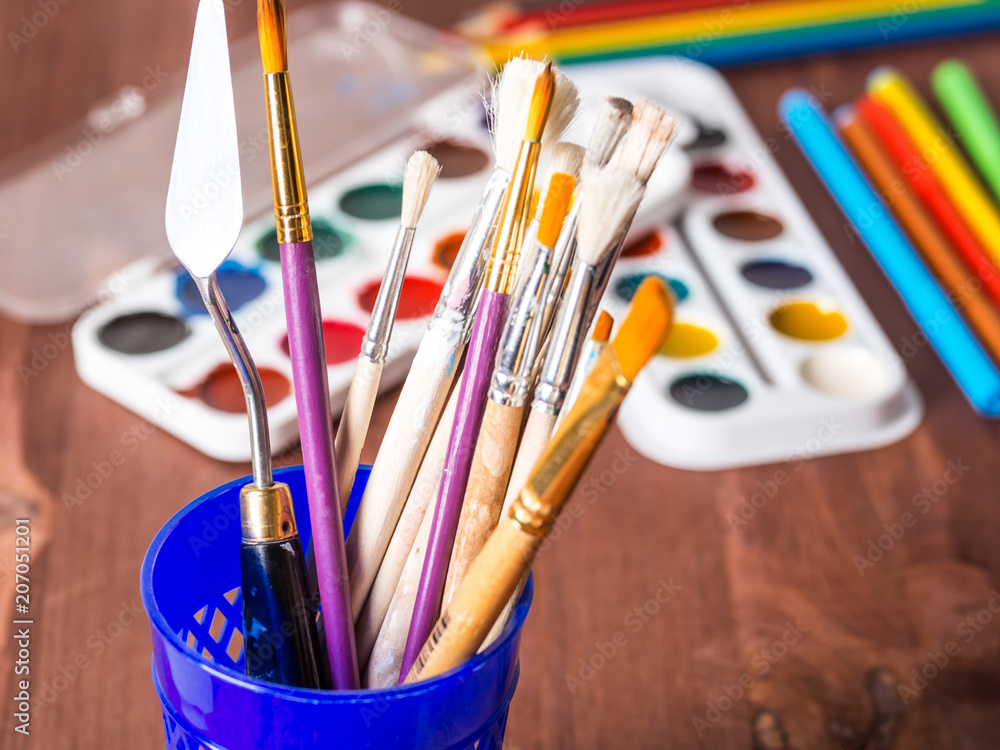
0;1;485;322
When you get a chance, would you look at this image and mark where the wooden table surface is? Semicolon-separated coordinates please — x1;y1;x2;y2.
3;1;1000;747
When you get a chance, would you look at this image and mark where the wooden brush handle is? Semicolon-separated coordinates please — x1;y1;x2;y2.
443;399;525;607
335;357;382;509
502;407;557;517
363;491;437;688
404;519;538;683
355;386;457;669
345;327;462;618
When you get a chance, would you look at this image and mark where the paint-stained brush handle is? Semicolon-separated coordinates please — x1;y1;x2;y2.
240;481;324;688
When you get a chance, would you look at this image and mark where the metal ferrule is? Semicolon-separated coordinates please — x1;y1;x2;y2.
490;238;552;407
485;139;540;294
195;275;272;487
538;201;581;341
532;258;596;415
584;201;640;332
510;349;629;537
361;225;415;363
264;72;312;245
430;167;510;340
240;481;298;543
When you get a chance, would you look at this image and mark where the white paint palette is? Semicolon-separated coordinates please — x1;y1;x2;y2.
560;58;923;470
71;34;693;462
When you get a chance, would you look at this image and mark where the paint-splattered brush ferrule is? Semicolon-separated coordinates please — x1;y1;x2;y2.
485;140;541;294
264;72;312;245
533;257;597;416
490;236;552;408
361;225;416;363
537;201;580;341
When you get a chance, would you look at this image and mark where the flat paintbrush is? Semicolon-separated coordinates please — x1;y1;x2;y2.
442;168;575;607
166;0;322;688
344;58;578;622
258;0;358;689
334;151;440;510
403;276;674;683
400;65;560;679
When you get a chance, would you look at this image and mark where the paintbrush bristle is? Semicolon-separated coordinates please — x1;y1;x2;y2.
592;310;613;342
525;63;556;143
543;68;580;152
612;276;673;381
586;96;633;167
549;142;585;182
575;164;644;267
537;173;575;248
401;151;441;229
615;98;667;181
257;0;287;73
635;115;676;184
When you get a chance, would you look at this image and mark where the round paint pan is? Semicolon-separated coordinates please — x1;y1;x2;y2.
177;264;267;317
691;163;755;195
98;311;191;355
712;210;784;242
669;373;749;412
620;231;664;259
658;323;719;359
614;272;688;305
357;276;443;320
188;364;291;413
801;345;893;400
741;259;814;290
280;320;366;367
684;117;728;151
769;301;848;342
257;219;350;263
339;183;404;221
431;230;467;271
422;138;491;179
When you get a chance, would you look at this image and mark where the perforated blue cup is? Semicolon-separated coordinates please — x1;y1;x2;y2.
141;465;533;749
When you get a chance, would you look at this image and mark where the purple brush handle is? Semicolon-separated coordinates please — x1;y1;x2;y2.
400;289;511;680
280;241;360;690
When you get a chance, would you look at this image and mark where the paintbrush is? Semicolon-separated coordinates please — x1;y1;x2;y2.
484;164;646;647
257;0;358;689
334;151;440;511
536;97;632;345
403;276;674;683
555;309;614;432
166;0;322;688
400;64;564;678
344;58;578;621
442;166;576;608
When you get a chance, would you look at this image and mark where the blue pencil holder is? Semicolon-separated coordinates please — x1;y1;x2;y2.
141;465;533;749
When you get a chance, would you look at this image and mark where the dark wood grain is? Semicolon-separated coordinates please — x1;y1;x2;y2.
2;1;1000;747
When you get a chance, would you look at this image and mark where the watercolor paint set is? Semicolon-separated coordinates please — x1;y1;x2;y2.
69;7;692;462
557;59;924;470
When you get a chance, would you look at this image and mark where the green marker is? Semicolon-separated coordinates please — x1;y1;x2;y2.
932;59;1000;204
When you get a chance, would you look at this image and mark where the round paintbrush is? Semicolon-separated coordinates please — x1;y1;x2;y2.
334;151;440;511
404;277;674;683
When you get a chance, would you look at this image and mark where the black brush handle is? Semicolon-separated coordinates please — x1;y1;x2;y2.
241;534;324;688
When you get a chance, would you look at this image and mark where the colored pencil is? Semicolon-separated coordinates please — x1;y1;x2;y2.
780;88;1000;416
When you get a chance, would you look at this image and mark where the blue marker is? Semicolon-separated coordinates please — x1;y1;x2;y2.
779;88;1000;417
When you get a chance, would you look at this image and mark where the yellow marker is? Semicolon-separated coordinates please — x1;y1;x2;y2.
868;67;1000;267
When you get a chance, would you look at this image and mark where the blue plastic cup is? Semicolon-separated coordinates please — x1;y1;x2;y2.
141;465;533;749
